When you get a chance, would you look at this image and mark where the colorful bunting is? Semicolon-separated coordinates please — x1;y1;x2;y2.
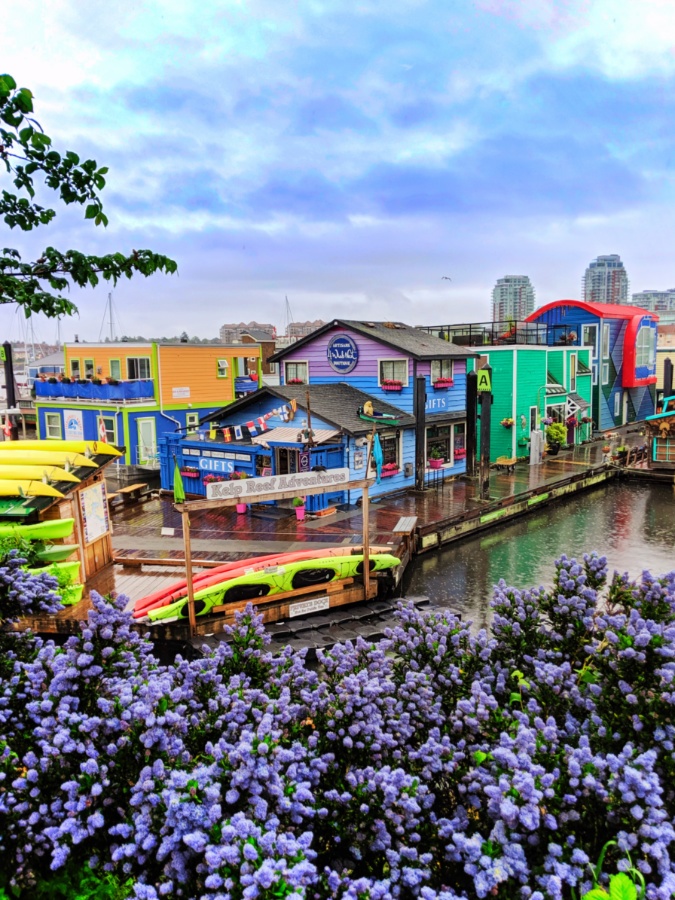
257;416;268;431
246;420;258;436
222;428;232;442
234;424;243;440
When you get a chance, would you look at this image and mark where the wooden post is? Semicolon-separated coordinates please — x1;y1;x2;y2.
414;375;427;490
478;365;493;500
362;479;370;599
465;369;478;478
181;508;197;636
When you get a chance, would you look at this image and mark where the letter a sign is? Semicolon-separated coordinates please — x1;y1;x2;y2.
477;369;492;392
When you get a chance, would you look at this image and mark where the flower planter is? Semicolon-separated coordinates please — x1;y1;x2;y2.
433;380;453;390
180;471;200;479
429;458;444;469
547;443;560;456
380;467;400;478
381;384;403;392
236;503;248;514
295;505;306;520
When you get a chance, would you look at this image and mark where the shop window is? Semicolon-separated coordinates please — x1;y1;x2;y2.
378;359;408;386
45;412;61;439
127;357;151;380
370;431;400;473
256;455;272;477
426;423;451;461
453;422;466;461
430;359;454;383
284;362;308;384
100;416;116;444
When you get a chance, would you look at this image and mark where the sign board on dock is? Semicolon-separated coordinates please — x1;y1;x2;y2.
205;467;350;501
477;369;492;392
289;596;330;618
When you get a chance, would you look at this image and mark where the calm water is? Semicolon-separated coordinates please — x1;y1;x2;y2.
404;482;675;629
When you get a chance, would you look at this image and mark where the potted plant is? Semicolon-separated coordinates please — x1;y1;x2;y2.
500;417;515;429
287;378;304;385
428;446;444;469
602;444;612;454
292;496;306;520
545;422;567;455
581;415;592;424
202;474;226;484
179;465;200;478
381;379;403;392
227;471;249;511
381;462;400;477
433;377;454;389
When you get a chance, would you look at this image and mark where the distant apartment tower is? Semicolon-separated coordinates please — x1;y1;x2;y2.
287;320;325;341
630;289;675;313
219;321;276;344
491;276;535;321
583;255;629;304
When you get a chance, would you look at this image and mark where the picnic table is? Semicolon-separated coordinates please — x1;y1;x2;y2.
116;483;149;504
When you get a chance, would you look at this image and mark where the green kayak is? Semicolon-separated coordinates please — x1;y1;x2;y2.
26;559;81;583
34;544;77;564
0;518;75;541
147;552;400;623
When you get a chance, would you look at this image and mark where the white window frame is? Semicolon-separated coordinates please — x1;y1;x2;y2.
614;392;621;417
284;361;309;384
430;359;454;382
602;362;610;385
636;327;655;368
109;359;121;380
44;412;62;439
378;358;409;387
592;363;598;385
529;405;538;433
127;357;151;380
582;324;598;350
100;415;116;444
369;429;401;470
601;323;610;358
268;361;278;374
217;359;229;378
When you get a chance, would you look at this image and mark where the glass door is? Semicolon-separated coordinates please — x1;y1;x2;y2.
136;417;157;465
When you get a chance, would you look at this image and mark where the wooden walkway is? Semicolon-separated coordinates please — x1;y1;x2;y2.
16;431;653;636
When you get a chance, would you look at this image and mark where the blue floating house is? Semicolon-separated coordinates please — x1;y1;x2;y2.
158;320;478;506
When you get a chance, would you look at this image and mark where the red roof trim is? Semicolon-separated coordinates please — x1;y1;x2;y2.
526;299;659;322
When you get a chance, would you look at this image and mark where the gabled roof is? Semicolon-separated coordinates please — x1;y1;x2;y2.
201;383;415;436
527;300;659;321
269;319;479;363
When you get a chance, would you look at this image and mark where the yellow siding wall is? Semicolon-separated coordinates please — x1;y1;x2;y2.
158;345;259;406
656;347;675;391
64;345;154;380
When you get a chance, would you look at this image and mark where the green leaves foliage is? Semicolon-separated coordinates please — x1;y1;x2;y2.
0;73;177;317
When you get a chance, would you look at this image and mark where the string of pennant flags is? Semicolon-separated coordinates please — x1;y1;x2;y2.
218;399;298;442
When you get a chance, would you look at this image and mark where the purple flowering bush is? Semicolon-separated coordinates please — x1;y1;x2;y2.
1;553;675;899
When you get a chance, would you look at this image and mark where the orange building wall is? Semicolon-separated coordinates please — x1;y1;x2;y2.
158;345;259;407
64;345;154;380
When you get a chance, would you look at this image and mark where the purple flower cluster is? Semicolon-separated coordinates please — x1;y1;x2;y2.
1;552;675;899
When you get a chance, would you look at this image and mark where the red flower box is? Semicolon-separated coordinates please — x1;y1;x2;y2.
432;379;454;389
381;380;403;392
380;467;400;478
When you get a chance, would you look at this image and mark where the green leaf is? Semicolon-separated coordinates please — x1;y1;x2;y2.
473;750;488;764
509;691;521;704
85;204;98;219
0;74;17;91
582;890;609;900
608;873;638;900
65;150;80;165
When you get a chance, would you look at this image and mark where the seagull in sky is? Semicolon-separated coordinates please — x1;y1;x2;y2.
441;276;452;281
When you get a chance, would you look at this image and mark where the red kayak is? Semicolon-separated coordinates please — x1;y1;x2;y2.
132;545;390;618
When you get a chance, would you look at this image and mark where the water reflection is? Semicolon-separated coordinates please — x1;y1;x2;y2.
405;482;675;628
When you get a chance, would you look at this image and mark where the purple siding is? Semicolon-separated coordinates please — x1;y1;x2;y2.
283;326;411;380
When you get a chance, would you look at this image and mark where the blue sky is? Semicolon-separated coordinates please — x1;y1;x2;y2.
2;0;675;343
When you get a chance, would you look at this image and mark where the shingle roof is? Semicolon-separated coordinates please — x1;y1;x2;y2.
269;319;479;363
241;329;275;342
202;383;415;435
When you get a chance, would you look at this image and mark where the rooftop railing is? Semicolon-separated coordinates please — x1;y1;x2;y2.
35;379;155;404
417;321;579;347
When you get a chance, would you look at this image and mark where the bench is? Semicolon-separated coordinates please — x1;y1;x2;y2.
495;456;517;474
116;482;149;504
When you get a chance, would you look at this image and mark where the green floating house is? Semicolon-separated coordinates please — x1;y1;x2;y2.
467;345;593;461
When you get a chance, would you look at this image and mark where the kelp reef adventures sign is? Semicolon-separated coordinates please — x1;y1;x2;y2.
327;334;358;374
205;468;351;501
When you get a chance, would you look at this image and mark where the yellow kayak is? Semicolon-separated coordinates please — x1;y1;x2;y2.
0;481;64;498
0;465;81;484
0;439;121;457
0;450;97;469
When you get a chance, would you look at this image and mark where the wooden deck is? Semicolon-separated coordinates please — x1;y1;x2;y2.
15;431;654;638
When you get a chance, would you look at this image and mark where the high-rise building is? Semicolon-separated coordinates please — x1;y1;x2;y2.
287;320;325;340
491;276;535;321
582;255;629;304
630;289;675;312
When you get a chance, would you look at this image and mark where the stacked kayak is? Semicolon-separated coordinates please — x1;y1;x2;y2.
0;439;121;457
133;545;392;619
0;518;75;540
142;551;400;624
3;519;82;606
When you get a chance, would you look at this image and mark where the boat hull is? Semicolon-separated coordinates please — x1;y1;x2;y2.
0;465;81;484
0;481;64;498
146;553;400;623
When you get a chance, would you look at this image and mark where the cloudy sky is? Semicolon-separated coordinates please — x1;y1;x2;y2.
2;0;675;344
